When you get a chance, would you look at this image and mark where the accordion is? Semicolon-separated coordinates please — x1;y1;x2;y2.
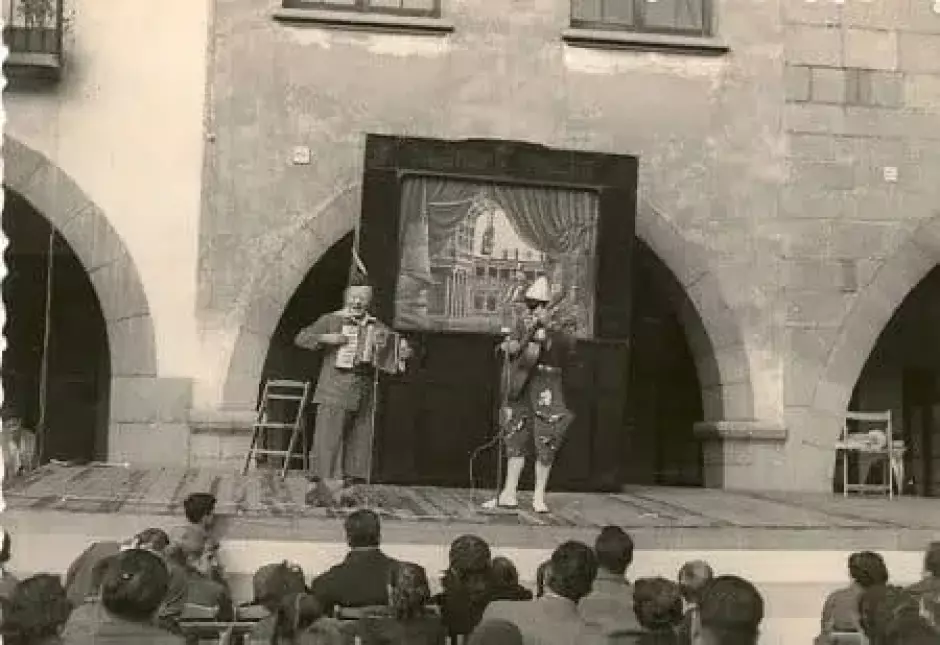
335;318;404;374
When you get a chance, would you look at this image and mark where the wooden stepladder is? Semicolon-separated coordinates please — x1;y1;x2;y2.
242;380;311;478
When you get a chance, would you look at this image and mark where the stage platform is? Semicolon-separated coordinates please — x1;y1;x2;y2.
3;462;940;551
4;463;940;645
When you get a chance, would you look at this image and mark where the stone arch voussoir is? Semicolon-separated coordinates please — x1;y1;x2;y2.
3;135;158;378
810;214;940;420
636;198;755;422
221;181;360;408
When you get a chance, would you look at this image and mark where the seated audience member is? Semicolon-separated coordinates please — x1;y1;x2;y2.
74;548;185;644
859;585;922;645
244;562;309;641
65;528;170;608
535;561;551;599
172;493;222;579
162;531;233;623
433;535;494;637
309;509;397;615
61;556;116;641
489;557;533;602
0;527;18;600
263;592;343;645
698;575;764;645
173;493;218;547
675;560;713;645
468;619;524;645
483;540;604;645
358;562;445;645
907;541;940;628
884;615;940;645
578;526;641;635
817;550;890;642
1;574;72;645
632;578;683;645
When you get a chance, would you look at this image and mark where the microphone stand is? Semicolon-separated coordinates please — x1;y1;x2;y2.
468;330;512;506
495;329;511;504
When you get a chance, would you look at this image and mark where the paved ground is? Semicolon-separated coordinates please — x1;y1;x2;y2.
3;464;938;644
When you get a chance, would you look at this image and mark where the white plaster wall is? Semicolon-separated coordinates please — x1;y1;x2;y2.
3;0;210;379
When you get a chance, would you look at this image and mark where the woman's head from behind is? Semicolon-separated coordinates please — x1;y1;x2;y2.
849;551;890;589
443;535;492;602
101;549;169;622
699;575;764;645
633;577;684;632
448;535;491;579
3;574;72;644
388;562;431;620
490;557;520;590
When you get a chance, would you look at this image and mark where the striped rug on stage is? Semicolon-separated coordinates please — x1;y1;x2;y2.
1;463;612;528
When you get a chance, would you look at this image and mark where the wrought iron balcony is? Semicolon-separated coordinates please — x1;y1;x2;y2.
2;0;64;80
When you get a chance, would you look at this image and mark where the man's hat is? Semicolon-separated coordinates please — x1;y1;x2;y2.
525;276;550;303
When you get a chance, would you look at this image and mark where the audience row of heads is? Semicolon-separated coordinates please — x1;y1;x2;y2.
2;549;170;643
437;521;763;643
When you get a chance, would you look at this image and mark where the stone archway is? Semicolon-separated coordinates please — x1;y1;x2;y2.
636;201;755;424
220;182;360;408
3;136;158;403
809;214;940;430
221;183;756;432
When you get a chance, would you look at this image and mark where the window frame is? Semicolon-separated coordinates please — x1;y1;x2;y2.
570;0;714;38
282;0;442;19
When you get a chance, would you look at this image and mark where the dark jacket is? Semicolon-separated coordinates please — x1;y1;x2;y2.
432;582;493;637
309;548;397;614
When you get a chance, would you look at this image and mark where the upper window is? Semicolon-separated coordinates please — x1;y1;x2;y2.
571;0;711;37
283;0;441;18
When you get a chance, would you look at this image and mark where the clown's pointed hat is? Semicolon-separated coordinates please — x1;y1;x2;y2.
525;276;550;303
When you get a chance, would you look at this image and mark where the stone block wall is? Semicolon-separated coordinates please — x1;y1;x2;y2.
193;0;939;490
778;0;940;489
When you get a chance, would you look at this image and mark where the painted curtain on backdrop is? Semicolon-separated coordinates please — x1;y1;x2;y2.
394;175;599;338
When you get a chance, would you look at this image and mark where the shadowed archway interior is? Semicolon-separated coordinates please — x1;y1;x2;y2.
851;264;940;496
256;233;703;487
2;188;111;463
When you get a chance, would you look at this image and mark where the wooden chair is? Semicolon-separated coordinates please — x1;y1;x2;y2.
242;380;312;478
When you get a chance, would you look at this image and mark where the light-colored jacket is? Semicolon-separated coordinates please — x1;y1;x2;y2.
483;594;607;645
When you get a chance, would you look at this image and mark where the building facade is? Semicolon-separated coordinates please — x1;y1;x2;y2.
4;0;940;493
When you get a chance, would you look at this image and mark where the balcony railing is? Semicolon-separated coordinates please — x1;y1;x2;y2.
2;0;64;78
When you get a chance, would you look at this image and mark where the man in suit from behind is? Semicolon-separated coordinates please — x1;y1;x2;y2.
309;509;397;616
482;541;605;645
578;526;641;636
